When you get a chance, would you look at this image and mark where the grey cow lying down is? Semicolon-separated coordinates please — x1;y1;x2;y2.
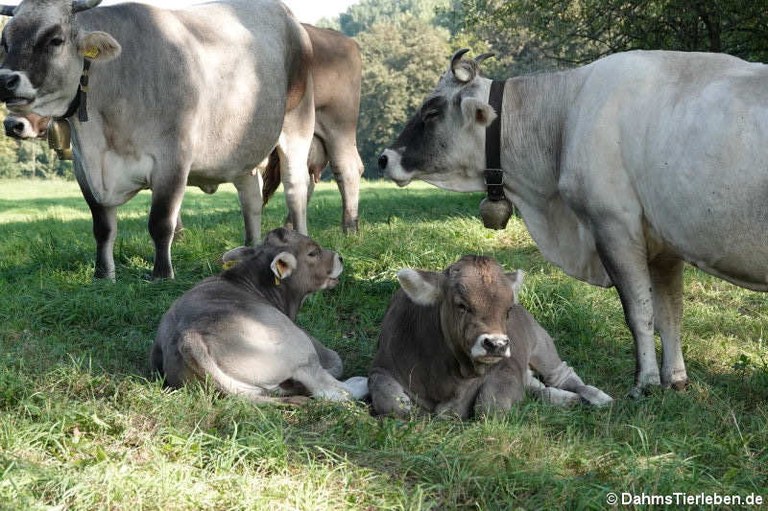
370;256;612;419
151;228;368;404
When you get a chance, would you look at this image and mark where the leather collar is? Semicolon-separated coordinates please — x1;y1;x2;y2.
56;59;91;122
484;80;505;200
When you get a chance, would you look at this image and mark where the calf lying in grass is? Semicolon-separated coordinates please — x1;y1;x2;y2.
151;228;368;404
370;255;612;419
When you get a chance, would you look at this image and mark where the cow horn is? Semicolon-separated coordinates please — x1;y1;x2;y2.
450;48;475;83
474;53;496;65
72;0;101;13
0;5;15;16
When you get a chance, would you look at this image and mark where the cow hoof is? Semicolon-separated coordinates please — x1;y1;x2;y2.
667;379;688;391
280;395;311;406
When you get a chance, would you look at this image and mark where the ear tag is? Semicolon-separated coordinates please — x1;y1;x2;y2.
222;260;237;270
274;265;283;286
274;275;281;286
82;47;100;60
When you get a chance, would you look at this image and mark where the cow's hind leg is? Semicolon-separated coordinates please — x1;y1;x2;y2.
233;171;264;246
369;368;413;418
327;137;364;234
148;169;188;279
650;256;687;390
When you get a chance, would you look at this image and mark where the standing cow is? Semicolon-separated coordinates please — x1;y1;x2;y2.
0;0;315;280
370;255;612;418
378;49;768;397
262;24;365;234
152;228;368;403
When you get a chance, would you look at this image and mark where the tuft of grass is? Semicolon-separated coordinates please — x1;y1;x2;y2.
0;178;766;510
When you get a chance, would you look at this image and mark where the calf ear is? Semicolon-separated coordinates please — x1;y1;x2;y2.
271;252;298;281
77;31;122;62
397;269;442;306
506;270;525;303
461;97;497;128
221;246;256;264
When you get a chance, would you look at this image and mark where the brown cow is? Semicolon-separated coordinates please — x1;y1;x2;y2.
151;228;368;403
370;256;612;418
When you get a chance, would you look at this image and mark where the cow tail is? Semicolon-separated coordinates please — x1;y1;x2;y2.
261;149;282;207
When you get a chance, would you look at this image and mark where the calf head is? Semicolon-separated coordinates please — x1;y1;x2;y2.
397;255;524;374
3;111;49;138
222;228;343;299
378;49;496;192
0;0;121;117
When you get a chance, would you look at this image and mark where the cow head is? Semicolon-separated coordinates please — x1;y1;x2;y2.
378;49;496;192
0;0;121;117
222;228;343;296
397;255;523;374
3;111;49;138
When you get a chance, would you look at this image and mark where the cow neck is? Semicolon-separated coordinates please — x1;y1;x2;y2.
57;59;91;123
484;80;505;200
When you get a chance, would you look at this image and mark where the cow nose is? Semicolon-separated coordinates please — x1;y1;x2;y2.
377;153;388;170
481;335;510;355
0;73;20;95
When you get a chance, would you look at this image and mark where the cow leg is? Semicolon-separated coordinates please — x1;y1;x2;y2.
369;368;413;418
524;309;613;406
474;364;526;417
278;73;315;235
148;173;187;280
650;256;687;389
327;139;364;234
233;171;263;246
592;224;659;398
74;167;117;280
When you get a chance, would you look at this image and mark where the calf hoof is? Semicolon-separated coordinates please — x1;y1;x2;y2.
578;385;613;407
343;376;369;400
280;395;311;406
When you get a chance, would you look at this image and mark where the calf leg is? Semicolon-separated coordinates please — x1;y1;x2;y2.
474;364;526;417
525;370;581;406
650;256;687;389
232;171;263;246
369;368;413;418
524;308;613;406
308;335;343;378
292;363;367;401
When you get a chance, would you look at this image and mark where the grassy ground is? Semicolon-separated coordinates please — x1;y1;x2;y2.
0;178;766;510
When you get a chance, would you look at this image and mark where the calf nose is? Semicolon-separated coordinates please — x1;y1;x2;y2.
3;118;24;138
377;153;388;170
481;334;510;356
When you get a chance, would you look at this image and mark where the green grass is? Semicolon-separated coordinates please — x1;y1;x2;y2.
0;178;766;510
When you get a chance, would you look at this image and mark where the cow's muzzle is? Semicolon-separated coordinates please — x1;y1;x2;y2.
472;334;511;363
0;71;34;108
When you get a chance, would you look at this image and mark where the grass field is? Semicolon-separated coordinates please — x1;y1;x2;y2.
0;178;766;510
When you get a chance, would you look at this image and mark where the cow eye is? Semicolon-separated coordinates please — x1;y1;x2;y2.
49;37;65;47
308;248;320;258
421;109;440;122
457;302;471;314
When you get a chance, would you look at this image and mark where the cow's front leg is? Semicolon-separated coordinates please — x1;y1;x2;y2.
650;256;687;389
148;172;187;280
593;223;659;398
474;363;526;417
233;171;263;246
75;167;117;280
369;368;413;418
525;370;581;406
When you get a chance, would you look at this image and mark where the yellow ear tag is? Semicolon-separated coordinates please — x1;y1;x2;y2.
274;275;281;286
82;47;100;60
274;264;283;286
222;260;237;270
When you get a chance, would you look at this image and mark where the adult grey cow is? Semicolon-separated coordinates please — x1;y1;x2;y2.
0;0;315;280
152;227;368;403
370;255;612;418
262;24;364;234
378;49;768;397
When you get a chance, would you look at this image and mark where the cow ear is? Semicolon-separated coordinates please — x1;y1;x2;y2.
271;251;297;281
77;31;121;62
461;97;497;128
506;270;525;303
220;246;257;269
397;269;442;306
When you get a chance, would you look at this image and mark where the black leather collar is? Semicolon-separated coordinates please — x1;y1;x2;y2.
56;59;91;122
484;80;505;200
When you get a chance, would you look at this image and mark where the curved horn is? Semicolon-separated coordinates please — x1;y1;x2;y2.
72;0;101;13
474;53;496;65
0;5;15;16
450;48;471;71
